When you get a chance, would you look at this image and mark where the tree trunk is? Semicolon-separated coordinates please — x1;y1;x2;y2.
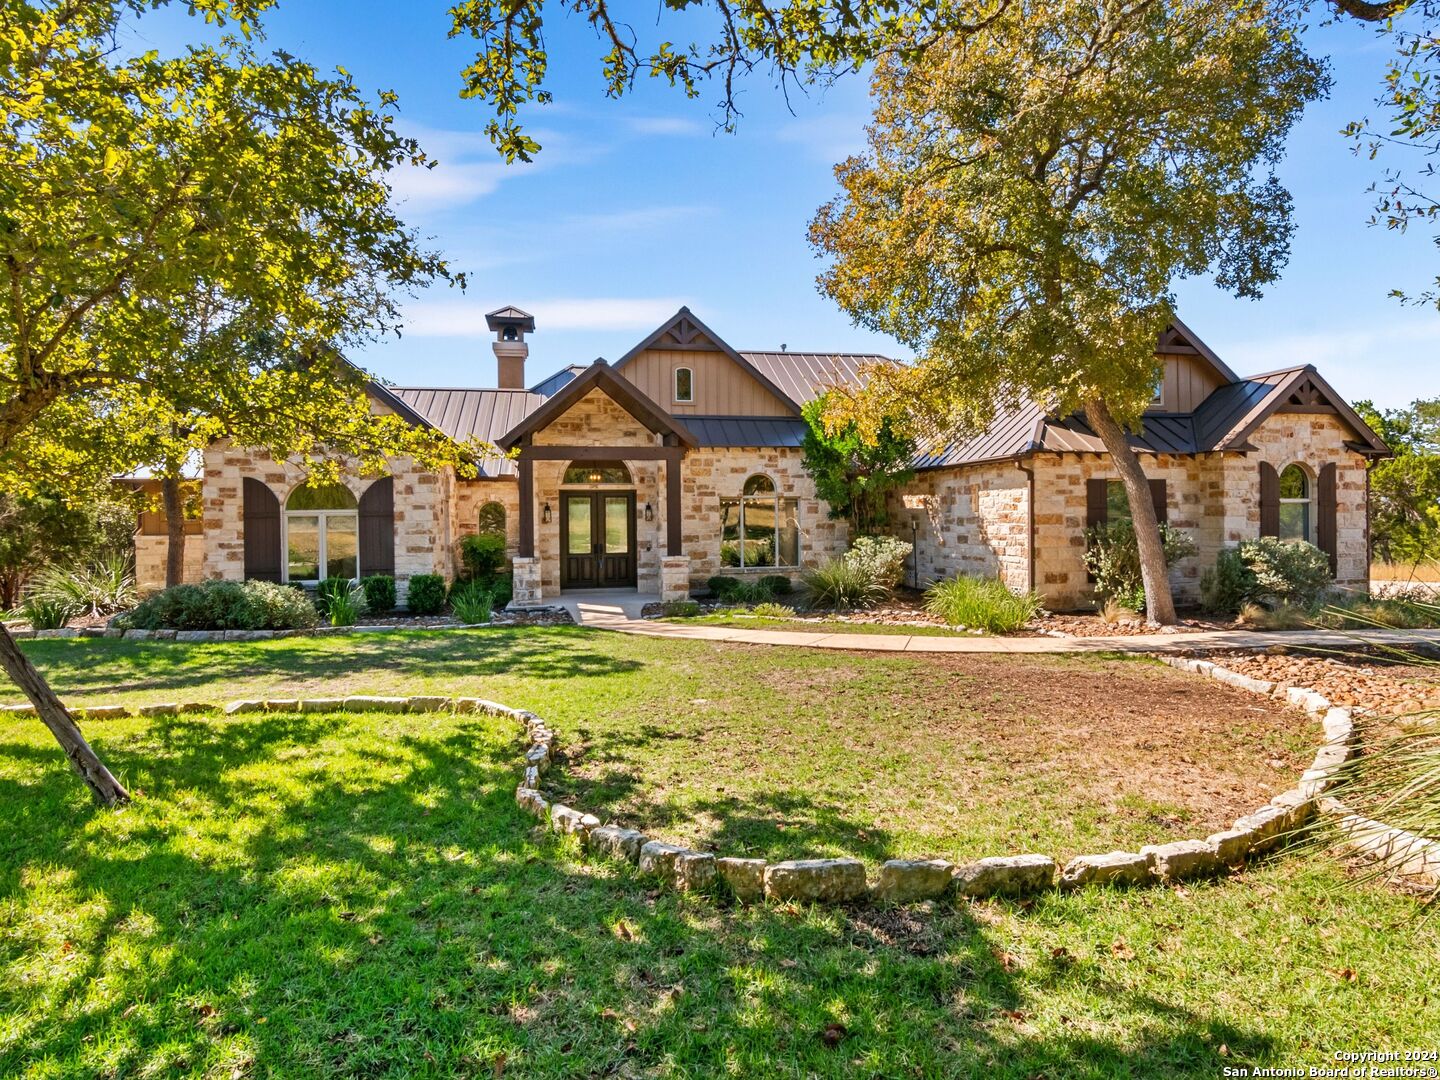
1085;396;1178;627
0;622;130;806
162;474;186;589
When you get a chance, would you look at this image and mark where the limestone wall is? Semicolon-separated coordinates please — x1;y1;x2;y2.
199;440;450;603
134;534;205;594
890;461;1031;592
678;448;849;584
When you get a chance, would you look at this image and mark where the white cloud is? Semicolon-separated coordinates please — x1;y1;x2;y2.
387;159;510;212
773;112;869;163
625;115;707;137
404;297;687;337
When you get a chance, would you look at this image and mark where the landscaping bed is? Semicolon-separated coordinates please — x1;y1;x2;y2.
1193;647;1440;723
1036;611;1239;637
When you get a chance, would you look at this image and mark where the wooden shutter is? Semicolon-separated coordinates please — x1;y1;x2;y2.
1086;479;1109;529
358;476;395;577
1317;462;1338;573
242;477;282;582
1259;462;1280;538
1148;479;1168;525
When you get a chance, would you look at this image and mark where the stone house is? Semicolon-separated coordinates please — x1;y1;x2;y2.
143;306;1387;609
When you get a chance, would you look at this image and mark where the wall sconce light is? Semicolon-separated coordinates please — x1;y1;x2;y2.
541;502;552;525
643;503;654;522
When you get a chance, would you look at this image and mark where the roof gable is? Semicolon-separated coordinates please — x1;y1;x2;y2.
1157;317;1239;384
495;360;697;450
613;307;801;416
1197;365;1389;454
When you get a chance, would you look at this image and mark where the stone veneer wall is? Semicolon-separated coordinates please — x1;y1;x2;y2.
900;412;1371;610
134;534;205;593
451;478;521;576
889;461;1031;592
679;447;849;583
199;439;451;603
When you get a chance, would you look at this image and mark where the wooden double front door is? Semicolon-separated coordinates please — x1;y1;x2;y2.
560;491;637;589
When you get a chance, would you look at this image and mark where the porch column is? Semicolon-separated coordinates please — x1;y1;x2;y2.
510;450;543;608
660;448;690;602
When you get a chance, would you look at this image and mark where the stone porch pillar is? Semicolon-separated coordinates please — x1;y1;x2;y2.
660;556;691;602
511;556;542;608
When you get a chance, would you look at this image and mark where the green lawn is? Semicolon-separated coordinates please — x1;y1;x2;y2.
2;630;1437;1076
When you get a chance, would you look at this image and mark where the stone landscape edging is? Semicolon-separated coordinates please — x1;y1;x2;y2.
4;658;1433;901
4;609;573;643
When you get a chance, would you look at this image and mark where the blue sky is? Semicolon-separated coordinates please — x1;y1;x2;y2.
128;2;1440;409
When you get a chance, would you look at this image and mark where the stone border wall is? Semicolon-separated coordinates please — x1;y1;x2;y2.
4;665;1432;902
510;660;1435;904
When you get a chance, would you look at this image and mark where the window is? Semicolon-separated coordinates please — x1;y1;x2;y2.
674;366;694;403
562;460;631;485
1278;464;1313;542
477;500;506;538
1105;480;1132;524
720;474;800;568
284;482;358;583
1150;373;1165;407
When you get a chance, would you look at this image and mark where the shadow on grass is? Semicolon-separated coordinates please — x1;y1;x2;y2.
0;709;1276;1077
18;626;642;701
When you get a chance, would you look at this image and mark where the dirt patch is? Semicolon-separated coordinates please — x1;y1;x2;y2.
558;650;1315;864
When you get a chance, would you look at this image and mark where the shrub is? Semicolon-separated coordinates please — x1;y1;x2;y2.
326;586;362;627
924;575;1043;633
1200;548;1253;614
460;533;507;579
1242;537;1332;609
751;602;796;618
707;576;742;600
360;575;396;614
406;574;447;615
758;574;793;595
450;581;493;624
1099;598;1140;624
121;579;317;631
30;555;137;617
22;594;73;630
316;577;359;617
843;535;912;592
801;557;890;611
487;574;513;610
661;599;702;618
1083;519;1197;614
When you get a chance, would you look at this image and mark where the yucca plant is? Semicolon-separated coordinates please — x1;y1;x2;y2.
30;554;137;617
800;557;890;611
924;575;1043;633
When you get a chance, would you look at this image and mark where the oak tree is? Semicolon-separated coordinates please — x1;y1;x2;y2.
807;0;1327;624
1;1;471;804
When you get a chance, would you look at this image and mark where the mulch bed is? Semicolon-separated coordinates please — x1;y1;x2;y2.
1036;611;1240;637
1195;647;1440;722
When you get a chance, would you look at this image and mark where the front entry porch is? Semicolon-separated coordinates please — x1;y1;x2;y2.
554;588;660;626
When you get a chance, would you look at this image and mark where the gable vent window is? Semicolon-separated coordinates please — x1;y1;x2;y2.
674;367;694;403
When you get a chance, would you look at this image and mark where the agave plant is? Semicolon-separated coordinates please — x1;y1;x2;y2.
29;554;137;617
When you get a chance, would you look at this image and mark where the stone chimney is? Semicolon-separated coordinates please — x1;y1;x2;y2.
485;305;536;389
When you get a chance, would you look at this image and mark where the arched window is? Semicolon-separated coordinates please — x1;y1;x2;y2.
1278;464;1313;543
674;366;694;403
720;474;800;568
285;481;358;583
562;460;631;485
477;500;507;538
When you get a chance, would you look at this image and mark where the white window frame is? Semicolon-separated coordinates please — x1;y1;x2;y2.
1277;463;1314;544
281;488;360;585
673;366;694;404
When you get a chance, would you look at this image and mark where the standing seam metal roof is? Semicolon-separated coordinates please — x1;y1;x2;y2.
389;387;543;476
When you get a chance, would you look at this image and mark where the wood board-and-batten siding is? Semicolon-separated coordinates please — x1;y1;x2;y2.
1153;354;1224;413
620;348;794;416
241;476;395;582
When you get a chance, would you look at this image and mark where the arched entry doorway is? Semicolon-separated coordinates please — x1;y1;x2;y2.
559;460;637;589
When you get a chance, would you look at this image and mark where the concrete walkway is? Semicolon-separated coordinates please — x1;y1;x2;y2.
553;591;1440;654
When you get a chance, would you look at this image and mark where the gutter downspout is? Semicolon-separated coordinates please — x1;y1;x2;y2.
1017;459;1036;594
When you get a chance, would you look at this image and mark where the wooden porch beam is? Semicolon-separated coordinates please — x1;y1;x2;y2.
518;454;534;558
667;455;682;556
516;445;686;461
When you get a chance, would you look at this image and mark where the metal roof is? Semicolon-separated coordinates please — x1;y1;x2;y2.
389;387;544;476
740;352;891;407
529;364;587;398
683;416;810;448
